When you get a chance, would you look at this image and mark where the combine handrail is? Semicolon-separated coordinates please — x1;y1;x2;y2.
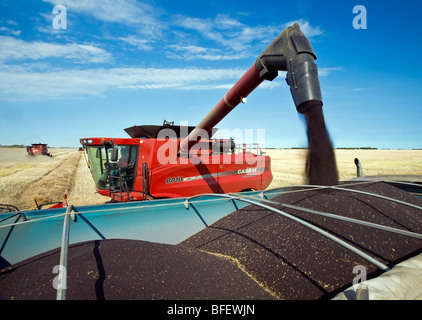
184;193;390;271
184;181;422;268
0;212;24;224
0;212;67;229
56;205;77;300
293;184;422;211
0;197;228;230
237;194;422;240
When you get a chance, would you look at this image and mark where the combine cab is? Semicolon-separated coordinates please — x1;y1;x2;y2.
26;143;52;157
81;123;272;202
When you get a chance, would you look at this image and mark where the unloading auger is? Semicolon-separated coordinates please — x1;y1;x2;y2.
180;23;338;185
179;23;323;151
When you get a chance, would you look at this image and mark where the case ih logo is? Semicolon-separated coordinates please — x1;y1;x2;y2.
237;167;258;175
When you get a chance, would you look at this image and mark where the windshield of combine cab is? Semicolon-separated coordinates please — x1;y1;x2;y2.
86;145;138;190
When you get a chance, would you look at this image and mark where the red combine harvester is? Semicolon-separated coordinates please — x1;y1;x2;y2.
81;23;324;202
80;124;272;201
26;143;52;157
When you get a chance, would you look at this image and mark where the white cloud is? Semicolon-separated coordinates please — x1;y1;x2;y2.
171;15;324;60
0;26;21;36
176;15;324;44
39;2;324;61
0;36;111;63
0;65;246;100
167;44;249;61
0;62;339;101
43;0;160;28
318;67;343;77
0;20;21;36
0;63;339;101
6;20;19;26
174;14;277;52
0;3;332;100
282;19;324;38
118;36;154;51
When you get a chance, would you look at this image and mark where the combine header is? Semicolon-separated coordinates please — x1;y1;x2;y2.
26;143;52;157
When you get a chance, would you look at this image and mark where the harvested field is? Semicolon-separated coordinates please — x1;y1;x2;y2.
0;147;421;211
0;148;108;211
266;149;422;189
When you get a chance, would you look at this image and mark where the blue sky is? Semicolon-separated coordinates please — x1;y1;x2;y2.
0;0;421;149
